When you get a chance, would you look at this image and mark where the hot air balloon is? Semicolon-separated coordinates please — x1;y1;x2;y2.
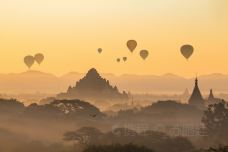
127;40;137;53
24;55;35;69
98;48;102;54
116;58;121;63
123;57;127;62
34;53;44;65
140;50;149;60
180;45;194;60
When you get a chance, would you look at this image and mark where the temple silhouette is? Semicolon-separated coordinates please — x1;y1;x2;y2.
57;68;128;101
188;78;222;109
207;89;222;105
188;78;205;109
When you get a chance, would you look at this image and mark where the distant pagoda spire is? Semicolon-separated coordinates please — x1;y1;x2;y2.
208;89;214;100
188;77;205;109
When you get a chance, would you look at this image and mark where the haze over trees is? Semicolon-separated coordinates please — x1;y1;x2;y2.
117;100;203;126
0;97;228;151
0;98;104;120
63;127;194;152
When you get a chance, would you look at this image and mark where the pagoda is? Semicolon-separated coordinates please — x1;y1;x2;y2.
208;89;214;101
57;68;128;101
207;89;222;105
188;78;205;109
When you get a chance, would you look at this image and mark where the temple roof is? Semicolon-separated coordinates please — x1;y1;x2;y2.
85;68;101;79
208;89;214;100
188;78;204;105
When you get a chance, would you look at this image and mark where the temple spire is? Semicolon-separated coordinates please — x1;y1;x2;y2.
208;89;214;100
188;77;205;109
195;77;198;86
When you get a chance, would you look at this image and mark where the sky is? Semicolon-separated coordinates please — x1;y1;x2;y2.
0;0;228;77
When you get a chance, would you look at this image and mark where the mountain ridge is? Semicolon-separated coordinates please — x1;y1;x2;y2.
0;70;228;94
1;70;228;79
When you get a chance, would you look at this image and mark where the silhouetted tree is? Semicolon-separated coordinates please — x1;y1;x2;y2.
205;146;228;152
202;101;228;144
63;127;104;145
117;100;203;123
63;127;194;152
0;98;24;115
25;99;104;119
83;144;154;152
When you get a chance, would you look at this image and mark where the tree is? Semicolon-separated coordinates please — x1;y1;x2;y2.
205;146;228;152
83;144;154;152
202;101;228;144
63;127;194;152
25;99;104;119
0;98;24;115
63;127;103;145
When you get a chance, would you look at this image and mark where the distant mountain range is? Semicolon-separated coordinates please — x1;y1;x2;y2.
0;70;228;94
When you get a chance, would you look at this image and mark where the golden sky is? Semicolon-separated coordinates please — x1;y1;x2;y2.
0;0;227;77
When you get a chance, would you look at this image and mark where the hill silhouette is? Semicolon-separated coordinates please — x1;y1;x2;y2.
1;70;228;94
0;70;62;93
57;68;128;101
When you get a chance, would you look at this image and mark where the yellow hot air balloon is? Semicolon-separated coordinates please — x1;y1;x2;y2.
34;53;44;65
180;45;194;60
24;55;35;69
140;50;149;60
127;40;137;53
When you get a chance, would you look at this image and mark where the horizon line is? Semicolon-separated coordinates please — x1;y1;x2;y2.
0;69;227;79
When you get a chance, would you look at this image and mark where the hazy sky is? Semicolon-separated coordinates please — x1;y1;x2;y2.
0;0;227;77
